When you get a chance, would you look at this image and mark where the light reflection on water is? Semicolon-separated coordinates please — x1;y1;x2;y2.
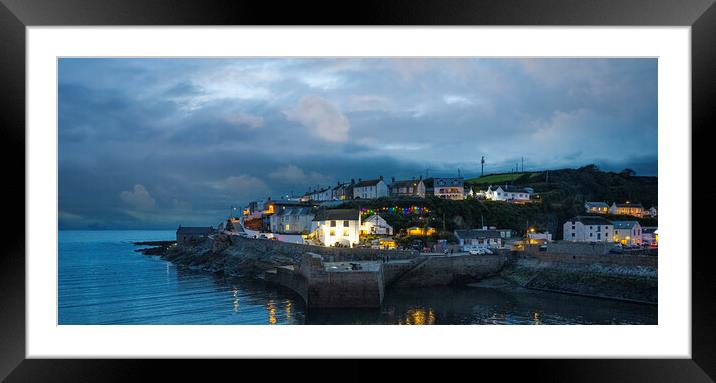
58;230;657;325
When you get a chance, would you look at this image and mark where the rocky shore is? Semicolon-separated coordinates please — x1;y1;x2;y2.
135;234;657;305
500;257;657;304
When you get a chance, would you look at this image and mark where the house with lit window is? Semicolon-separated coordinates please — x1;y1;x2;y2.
454;229;505;249
269;206;315;234
563;216;614;242
389;177;426;198
612;220;642;245
331;181;353;200
424;177;464;200
359;214;393;236
352;177;389;199
584;201;609;214
609;202;644;217
484;185;531;202
311;209;361;247
406;226;437;236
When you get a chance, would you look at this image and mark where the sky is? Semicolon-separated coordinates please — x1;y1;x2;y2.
58;58;657;229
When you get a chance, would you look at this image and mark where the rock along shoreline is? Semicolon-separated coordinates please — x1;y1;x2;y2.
134;234;657;305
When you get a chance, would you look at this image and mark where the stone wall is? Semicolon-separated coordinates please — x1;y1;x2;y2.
525;241;613;256
226;234;419;264
502;257;657;304
390;254;507;287
525;252;658;268
269;253;385;308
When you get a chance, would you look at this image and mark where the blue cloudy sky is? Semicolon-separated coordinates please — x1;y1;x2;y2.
58;58;657;229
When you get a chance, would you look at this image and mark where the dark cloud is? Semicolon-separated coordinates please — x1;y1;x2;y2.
58;58;657;229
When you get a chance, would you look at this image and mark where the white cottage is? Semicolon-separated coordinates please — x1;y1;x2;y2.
485;185;531;201
311;209;361;247
612;221;642;246
563;216;614;242
352;177;389;199
269;206;314;234
360;214;393;236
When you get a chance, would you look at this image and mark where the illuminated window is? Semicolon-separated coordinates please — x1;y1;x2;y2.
343;229;349;236
285;224;290;231
329;229;335;236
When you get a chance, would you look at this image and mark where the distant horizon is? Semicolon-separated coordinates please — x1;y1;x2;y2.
59;58;657;229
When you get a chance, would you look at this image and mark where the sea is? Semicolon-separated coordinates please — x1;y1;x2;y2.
58;230;657;325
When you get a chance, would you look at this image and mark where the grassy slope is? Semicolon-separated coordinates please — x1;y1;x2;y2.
465;172;541;184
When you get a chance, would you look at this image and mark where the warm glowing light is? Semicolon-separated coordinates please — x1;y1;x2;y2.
267;300;277;325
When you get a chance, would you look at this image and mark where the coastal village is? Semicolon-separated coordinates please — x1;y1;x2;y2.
177;170;658;256
165;166;658;309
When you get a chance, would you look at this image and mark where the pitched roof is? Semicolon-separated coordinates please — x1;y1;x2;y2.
332;182;352;191
353;179;383;188
585;201;609;208
489;184;528;193
432;177;464;187
612;221;640;229
612;202;644;208
642;226;658;234
454;229;503;239
566;216;613;226
312;209;360;221
274;206;314;217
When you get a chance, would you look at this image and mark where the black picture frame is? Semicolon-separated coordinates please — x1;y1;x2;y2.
1;0;713;381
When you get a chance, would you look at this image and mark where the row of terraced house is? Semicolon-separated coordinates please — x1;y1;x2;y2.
298;176;467;201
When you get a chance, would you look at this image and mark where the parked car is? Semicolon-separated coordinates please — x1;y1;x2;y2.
258;234;269;240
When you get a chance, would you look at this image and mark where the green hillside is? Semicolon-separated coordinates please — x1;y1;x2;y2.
466;172;542;185
340;165;657;241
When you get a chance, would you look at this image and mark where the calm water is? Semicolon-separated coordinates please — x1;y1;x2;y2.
58;230;657;325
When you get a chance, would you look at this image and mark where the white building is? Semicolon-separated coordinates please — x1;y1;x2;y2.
269;206;314;234
307;186;332;202
311;209;361;247
563;216;614;242
454;229;504;249
609;202;644;217
527;231;553;244
360;214;393;236
612;221;643;246
642;226;658;247
484;185;531;202
425;177;465;200
584;201;609;214
352;177;389;199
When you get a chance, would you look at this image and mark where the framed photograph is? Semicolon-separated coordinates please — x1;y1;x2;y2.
2;0;714;381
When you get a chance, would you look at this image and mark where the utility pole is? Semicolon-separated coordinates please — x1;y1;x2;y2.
522;157;524;172
481;156;485;177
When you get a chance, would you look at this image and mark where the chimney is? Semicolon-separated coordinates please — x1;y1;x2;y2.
391;177;395;183
351;178;355;184
379;175;383;181
419;175;423;180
